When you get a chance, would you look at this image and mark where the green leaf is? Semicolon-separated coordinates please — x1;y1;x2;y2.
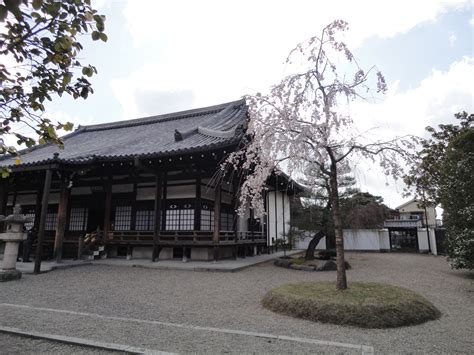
100;32;108;42
63;122;74;131
32;0;42;11
62;72;72;86
0;5;8;22
4;0;22;20
82;66;93;77
91;31;100;41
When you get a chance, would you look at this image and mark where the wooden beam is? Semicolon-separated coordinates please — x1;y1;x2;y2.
53;180;70;262
152;174;162;262
34;169;53;274
213;182;221;261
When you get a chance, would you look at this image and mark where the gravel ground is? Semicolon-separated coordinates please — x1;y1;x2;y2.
0;333;119;354
0;252;473;354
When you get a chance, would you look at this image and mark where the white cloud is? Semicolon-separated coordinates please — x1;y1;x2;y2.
449;33;457;47
109;0;472;208
113;0;469;118
350;57;474;207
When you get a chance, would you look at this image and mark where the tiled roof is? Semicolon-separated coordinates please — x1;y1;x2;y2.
1;99;247;168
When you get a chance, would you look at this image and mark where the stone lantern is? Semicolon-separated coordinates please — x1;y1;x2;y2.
0;205;31;282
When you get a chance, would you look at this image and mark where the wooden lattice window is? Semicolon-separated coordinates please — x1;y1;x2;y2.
165;201;194;231
69;207;89;231
200;203;214;231
135;210;155;231
45;211;57;231
114;205;131;231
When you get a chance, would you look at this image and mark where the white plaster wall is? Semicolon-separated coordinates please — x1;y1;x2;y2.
399;201;437;226
166;185;195;199
201;186;215;200
48;192;59;204
159;248;173;259
267;191;291;245
71;187;92;195
132;246;153;259
295;233;326;250
112;184;134;193
14;194;36;205
429;228;437;255
7;192;56;206
417;228;430;252
221;191;232;204
136;187;155;200
378;229;391;250
191;248;212;260
237;204;250;232
296;229;389;251
343;229;380;250
267;191;276;245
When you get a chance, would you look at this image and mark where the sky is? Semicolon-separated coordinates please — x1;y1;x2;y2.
39;0;474;209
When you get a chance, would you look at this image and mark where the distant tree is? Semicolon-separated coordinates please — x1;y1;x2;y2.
226;20;413;289
405;112;473;269
0;0;107;173
340;190;393;229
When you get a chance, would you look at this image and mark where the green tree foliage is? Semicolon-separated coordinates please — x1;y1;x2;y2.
339;190;393;229
292;189;392;232
404;112;473;204
405;112;473;269
439;128;474;269
0;0;106;160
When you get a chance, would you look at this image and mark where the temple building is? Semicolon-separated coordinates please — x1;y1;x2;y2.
0;100;297;265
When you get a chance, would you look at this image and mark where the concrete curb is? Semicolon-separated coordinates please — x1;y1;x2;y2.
0;325;174;354
93;250;302;273
20;261;92;275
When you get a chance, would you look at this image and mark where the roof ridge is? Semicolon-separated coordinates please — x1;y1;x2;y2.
78;99;245;133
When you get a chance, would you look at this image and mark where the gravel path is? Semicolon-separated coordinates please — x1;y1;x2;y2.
0;253;473;354
0;333;119;354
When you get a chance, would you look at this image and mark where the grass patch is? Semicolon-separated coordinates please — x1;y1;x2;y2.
262;281;441;328
288;258;306;265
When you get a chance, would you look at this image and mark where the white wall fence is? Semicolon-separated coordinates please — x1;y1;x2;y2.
295;228;438;255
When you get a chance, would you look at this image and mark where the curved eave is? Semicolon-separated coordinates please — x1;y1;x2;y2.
4;137;242;171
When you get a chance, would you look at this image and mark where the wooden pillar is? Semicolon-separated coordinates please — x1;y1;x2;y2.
161;172;167;230
53;180;70;262
103;179;112;244
212;182;221;262
0;181;8;232
0;181;8;215
274;181;278;252
33;182;43;230
34;169;53;274
152;174;162;262
194;172;201;231
282;189;286;251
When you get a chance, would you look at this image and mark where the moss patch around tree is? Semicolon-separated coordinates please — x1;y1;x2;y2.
262;282;441;328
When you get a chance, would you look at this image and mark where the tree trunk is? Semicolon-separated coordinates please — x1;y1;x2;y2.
329;162;347;290
305;230;325;260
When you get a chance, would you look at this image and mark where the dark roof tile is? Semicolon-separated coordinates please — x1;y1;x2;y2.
1;99;246;168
